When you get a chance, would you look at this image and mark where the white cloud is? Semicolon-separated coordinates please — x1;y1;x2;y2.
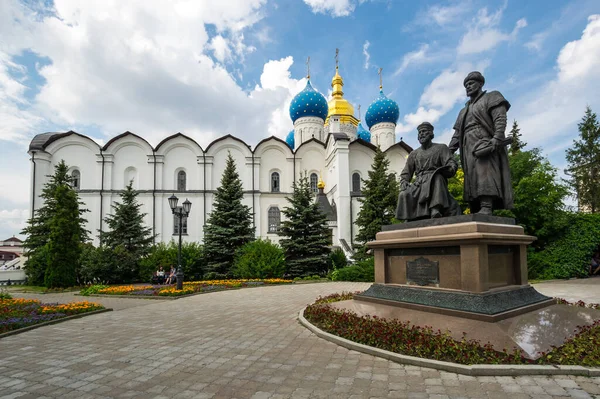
362;40;371;69
428;3;469;26
0;209;28;239
525;31;547;52
0;0;312;151
396;61;489;134
393;44;430;76
303;0;355;17
514;15;600;149
458;6;527;55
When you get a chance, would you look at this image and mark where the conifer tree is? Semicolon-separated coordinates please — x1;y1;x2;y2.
100;181;154;257
566;106;600;213
354;147;399;259
22;160;89;287
204;153;255;275
279;173;331;277
509;120;527;155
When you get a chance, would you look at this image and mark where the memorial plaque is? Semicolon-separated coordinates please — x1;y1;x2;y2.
406;257;439;286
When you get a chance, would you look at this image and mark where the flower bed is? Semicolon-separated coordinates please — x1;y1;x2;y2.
80;278;293;297
304;293;600;367
1;298;105;334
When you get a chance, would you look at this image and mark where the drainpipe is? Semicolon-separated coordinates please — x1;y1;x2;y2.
30;151;36;218
350;196;353;246
251;152;255;230
152;150;157;243
203;152;207;233
99;150;105;244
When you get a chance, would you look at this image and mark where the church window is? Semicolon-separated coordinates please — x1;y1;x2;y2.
271;172;280;193
352;172;361;193
173;207;188;235
71;169;81;190
310;173;318;193
177;170;186;191
268;207;281;233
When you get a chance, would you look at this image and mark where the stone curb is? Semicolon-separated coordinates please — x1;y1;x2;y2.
0;308;113;339
298;307;600;377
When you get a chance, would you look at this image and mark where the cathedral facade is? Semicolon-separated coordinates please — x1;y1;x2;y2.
27;66;412;256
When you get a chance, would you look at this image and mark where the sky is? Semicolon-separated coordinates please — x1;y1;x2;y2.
1;0;600;240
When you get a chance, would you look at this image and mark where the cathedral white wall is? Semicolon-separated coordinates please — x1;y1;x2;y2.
46;138;100;190
386;146;410;180
161;144;202;192
109;143;153;190
295;146;326;183
28;133;412;254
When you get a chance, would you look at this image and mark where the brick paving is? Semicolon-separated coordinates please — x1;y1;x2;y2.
0;281;598;398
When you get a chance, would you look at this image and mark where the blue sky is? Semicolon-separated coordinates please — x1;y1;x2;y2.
1;0;600;239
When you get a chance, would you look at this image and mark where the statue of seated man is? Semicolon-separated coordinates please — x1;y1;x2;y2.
396;122;461;221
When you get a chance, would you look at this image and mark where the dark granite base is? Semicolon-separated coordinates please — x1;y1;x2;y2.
382;214;516;231
355;284;552;321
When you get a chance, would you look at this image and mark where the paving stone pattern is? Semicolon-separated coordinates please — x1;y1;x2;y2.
0;282;599;399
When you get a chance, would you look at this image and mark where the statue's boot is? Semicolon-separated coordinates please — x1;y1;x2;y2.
430;206;443;218
477;196;493;215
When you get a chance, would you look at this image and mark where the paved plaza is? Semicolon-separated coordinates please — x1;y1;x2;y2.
1;280;600;399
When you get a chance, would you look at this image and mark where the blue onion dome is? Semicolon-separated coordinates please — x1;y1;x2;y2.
357;123;371;142
285;130;295;149
289;80;328;123
365;89;400;129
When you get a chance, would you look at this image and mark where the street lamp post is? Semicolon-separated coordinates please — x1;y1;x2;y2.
168;194;192;290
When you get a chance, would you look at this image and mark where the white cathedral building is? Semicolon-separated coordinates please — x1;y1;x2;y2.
28;65;412;256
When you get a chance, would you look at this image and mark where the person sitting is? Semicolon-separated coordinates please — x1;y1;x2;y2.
164;267;176;285
590;251;600;275
396;122;461;221
156;266;165;284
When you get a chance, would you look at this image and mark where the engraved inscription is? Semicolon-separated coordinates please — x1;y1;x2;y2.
406;257;439;286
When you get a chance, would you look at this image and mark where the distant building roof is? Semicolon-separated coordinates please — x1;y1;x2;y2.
2;237;22;243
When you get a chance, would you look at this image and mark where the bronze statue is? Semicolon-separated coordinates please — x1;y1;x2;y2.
396;122;461;221
449;71;514;215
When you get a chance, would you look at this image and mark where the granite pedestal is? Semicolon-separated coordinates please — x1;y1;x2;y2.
359;215;553;322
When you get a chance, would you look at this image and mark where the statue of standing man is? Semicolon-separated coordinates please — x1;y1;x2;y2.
449;71;514;215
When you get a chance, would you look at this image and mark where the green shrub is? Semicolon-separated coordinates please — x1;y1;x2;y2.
330;248;347;270
233;239;286;279
0;288;12;300
528;213;600;279
139;241;204;282
202;272;227;280
331;257;374;282
79;284;109;296
79;244;117;284
23;245;49;286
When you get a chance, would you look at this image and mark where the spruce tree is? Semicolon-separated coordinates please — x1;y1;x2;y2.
279;173;331;277
204;153;254;275
565;106;600;213
354;147;399;259
100;181;154;255
22;160;89;287
99;181;154;282
509;120;527;155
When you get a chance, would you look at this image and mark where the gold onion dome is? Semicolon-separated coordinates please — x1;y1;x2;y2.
317;177;325;190
325;66;359;127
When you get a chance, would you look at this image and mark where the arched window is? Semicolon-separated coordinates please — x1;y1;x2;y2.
124;166;137;188
173;207;188;235
177;170;186;191
310;173;318;193
268;207;281;233
71;170;81;190
352;172;361;193
271;172;280;193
